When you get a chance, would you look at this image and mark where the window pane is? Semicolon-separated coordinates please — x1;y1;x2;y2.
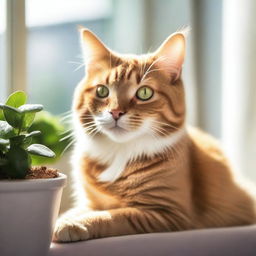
26;0;112;114
0;0;6;102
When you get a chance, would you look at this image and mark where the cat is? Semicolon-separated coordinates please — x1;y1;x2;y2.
53;28;256;242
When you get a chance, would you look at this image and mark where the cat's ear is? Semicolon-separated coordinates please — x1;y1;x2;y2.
79;28;113;70
154;32;186;82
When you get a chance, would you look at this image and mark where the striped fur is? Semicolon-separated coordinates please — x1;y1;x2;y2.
53;29;256;242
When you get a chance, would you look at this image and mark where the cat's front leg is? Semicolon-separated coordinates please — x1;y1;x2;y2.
53;207;91;242
53;207;172;242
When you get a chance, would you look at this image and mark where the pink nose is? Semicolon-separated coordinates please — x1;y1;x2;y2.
110;109;125;120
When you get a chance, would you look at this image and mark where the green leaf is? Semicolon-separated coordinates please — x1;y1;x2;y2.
26;130;42;138
0;120;15;138
0;145;8;153
9;135;26;146
23;131;41;148
2;105;23;129
0;158;8;166
0;138;9;153
6;146;30;179
0;109;4;121
5;91;27;108
21;112;35;130
23;136;32;148
18;105;43;131
19;104;43;113
0;138;9;145
27;144;55;158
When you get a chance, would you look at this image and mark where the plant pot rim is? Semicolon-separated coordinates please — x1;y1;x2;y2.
0;173;67;191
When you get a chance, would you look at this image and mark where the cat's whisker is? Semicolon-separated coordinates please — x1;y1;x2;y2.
59;128;74;136
60;133;74;142
139;46;154;78
141;56;167;82
147;128;161;142
89;127;101;139
60;115;73;122
73;63;85;72
152;127;168;137
60;109;72;115
151;120;179;131
151;123;178;132
68;61;83;65
68;60;86;72
60;139;75;157
87;126;100;137
141;68;167;77
82;121;97;126
83;124;98;132
59;111;73;117
150;123;170;136
59;132;72;138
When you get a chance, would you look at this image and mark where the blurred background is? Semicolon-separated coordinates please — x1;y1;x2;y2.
0;0;255;212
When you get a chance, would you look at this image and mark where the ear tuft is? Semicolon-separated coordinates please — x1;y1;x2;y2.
176;25;191;38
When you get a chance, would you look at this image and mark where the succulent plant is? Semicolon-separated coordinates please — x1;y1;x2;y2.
0;91;55;179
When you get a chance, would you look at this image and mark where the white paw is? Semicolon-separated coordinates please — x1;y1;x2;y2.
53;218;89;242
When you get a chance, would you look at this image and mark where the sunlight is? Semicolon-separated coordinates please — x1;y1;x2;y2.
0;0;6;34
26;0;112;27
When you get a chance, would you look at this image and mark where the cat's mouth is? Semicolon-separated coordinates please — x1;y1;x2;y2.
106;122;128;133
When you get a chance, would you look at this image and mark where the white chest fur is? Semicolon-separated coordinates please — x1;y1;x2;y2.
74;126;186;183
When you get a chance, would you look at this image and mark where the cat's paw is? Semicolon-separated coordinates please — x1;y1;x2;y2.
53;218;89;242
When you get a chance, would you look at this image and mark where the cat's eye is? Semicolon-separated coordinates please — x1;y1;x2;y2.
136;86;154;101
96;85;109;98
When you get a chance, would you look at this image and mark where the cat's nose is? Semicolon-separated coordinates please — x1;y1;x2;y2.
109;109;125;120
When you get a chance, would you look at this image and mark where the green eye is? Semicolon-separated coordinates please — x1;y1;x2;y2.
136;86;154;101
96;85;109;98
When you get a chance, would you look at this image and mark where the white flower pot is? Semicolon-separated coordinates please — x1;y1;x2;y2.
0;173;66;256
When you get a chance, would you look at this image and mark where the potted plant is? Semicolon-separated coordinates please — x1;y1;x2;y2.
0;91;66;256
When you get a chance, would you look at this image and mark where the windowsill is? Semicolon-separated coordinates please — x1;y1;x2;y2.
49;225;256;256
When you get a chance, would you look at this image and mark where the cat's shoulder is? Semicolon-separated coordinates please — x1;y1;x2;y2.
186;125;227;162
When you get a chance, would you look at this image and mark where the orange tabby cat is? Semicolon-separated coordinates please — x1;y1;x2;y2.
53;28;256;242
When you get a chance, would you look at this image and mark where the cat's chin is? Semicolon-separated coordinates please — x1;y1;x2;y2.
102;127;139;143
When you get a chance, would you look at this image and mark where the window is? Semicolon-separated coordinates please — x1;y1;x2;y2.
3;0;255;183
0;0;6;102
26;0;112;114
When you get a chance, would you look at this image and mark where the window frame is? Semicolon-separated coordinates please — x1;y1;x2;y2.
5;0;27;95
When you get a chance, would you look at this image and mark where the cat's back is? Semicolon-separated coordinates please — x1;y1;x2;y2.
187;126;227;162
187;125;241;191
187;126;256;227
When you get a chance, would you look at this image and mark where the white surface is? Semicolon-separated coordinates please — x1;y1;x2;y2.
49;225;256;256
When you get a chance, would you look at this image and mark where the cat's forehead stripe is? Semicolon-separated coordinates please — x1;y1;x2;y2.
105;75;109;85
104;64;141;86
136;73;141;84
115;69;118;80
126;69;133;80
